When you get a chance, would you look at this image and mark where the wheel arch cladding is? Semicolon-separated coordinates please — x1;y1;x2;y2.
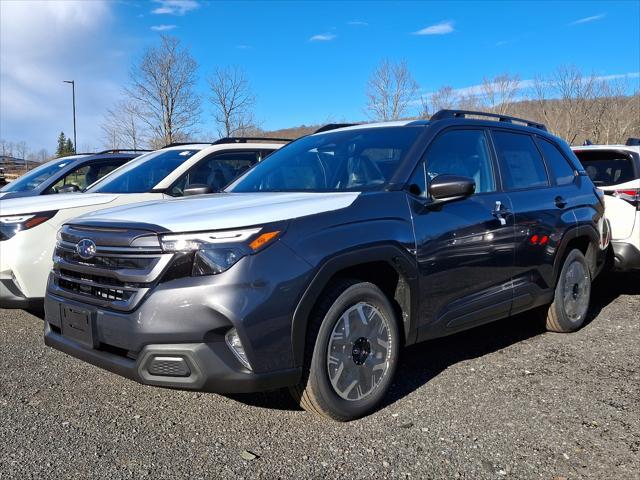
553;225;600;284
290;245;418;367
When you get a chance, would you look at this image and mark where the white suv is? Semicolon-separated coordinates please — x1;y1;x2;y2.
0;139;286;311
572;141;640;271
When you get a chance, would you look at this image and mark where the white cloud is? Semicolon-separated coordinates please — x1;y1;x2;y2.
420;72;640;104
594;72;640;81
569;13;606;26
152;0;200;16
236;44;252;49
309;33;336;42
0;1;127;152
151;24;177;31
413;21;454;36
348;20;368;26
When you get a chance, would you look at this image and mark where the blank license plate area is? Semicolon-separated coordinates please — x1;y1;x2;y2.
61;306;94;347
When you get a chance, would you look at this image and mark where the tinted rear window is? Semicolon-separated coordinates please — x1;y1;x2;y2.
573;150;637;186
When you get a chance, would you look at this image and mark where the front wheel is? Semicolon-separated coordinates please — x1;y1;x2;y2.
545;249;592;332
290;280;400;421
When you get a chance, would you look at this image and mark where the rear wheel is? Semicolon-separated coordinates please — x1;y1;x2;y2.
290;280;400;421
545;249;592;332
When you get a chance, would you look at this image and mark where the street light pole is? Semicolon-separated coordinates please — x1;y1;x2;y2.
63;80;77;153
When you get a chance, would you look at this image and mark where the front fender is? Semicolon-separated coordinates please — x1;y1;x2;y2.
290;243;418;367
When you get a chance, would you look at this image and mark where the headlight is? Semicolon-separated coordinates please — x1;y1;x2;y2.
160;227;283;276
0;211;58;241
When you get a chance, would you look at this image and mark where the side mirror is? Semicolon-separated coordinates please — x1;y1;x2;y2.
59;184;80;193
183;183;213;196
429;174;475;202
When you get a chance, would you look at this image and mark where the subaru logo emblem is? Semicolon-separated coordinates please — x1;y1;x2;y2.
76;238;97;260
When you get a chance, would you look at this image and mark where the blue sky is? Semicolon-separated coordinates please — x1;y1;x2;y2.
1;0;639;153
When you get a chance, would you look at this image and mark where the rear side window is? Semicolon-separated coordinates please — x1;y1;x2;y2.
536;138;575;186
573;149;637;186
493;131;549;190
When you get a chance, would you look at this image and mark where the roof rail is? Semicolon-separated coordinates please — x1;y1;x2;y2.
212;137;292;145
431;109;547;131
96;149;152;154
626;137;640;146
314;123;361;134
161;142;215;149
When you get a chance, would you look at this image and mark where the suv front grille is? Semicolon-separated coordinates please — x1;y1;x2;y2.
57;249;155;271
50;225;174;311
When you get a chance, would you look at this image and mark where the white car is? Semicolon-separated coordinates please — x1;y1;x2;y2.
0;139;286;311
572;141;640;271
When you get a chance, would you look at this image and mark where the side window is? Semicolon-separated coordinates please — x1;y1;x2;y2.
47;160;127;193
492;131;549;190
86;160;128;187
536;138;575;186
50;165;89;192
169;151;262;196
425;129;496;193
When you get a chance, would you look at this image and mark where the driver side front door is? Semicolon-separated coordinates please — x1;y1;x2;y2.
407;128;516;341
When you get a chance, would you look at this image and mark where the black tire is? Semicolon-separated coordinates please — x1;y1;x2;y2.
545;249;592;332
289;279;400;421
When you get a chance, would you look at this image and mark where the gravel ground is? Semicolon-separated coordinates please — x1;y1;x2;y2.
1;272;638;479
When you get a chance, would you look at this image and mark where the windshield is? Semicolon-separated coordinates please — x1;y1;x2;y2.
88;149;199;193
0;156;82;192
227;127;423;193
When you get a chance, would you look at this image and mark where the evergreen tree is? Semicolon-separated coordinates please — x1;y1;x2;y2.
65;138;74;155
56;132;67;157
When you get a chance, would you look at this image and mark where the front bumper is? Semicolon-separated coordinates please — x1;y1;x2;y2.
44;293;301;393
612;241;640;270
0;277;41;309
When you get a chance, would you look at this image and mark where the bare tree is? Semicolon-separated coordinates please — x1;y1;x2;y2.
15;141;27;160
481;73;522;114
1;140;15;158
101;119;120;150
101;101;146;150
125;35;201;146
366;59;419;121
208;66;258;137
420;85;458;118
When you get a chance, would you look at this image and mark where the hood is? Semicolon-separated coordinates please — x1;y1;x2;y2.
76;192;360;231
0;192;120;216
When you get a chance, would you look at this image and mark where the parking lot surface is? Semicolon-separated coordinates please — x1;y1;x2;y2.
1;272;638;479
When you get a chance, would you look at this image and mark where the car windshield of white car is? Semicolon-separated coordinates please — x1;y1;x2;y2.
226;127;422;193
87;149;198;194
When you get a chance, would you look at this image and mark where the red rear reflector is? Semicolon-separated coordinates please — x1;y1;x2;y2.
614;189;639;197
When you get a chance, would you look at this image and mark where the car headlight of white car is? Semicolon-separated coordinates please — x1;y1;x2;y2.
159;226;283;276
0;211;58;241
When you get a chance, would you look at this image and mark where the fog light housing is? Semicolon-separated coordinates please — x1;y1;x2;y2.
225;328;252;371
147;356;191;377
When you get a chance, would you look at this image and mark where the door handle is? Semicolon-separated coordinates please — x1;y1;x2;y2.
555;196;567;209
492;200;510;226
